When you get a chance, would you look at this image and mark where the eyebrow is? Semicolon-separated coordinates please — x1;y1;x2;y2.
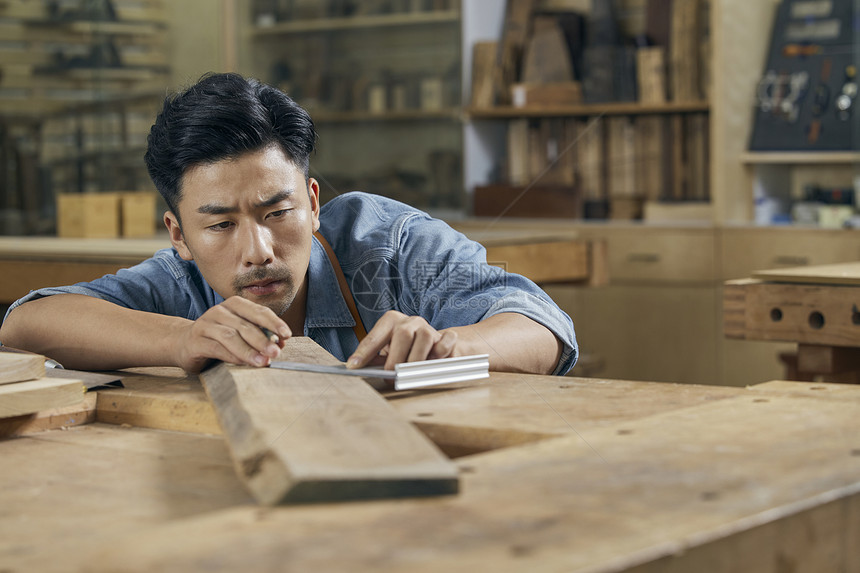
196;189;295;215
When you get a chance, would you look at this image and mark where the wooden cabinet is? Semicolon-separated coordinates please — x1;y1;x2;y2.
579;226;717;283
547;282;720;385
543;224;860;386
720;227;860;280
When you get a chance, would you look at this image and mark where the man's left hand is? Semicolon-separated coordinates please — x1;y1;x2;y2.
346;310;458;370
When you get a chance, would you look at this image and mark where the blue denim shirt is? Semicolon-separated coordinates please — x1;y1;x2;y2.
4;192;577;374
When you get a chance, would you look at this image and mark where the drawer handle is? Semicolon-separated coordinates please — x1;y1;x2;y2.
626;253;661;264
772;255;809;267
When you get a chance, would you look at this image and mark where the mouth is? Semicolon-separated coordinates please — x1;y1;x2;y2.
241;279;285;297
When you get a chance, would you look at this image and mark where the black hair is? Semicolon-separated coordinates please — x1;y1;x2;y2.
144;72;317;219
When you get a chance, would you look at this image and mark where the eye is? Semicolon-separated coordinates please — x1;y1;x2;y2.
267;209;289;219
208;221;233;231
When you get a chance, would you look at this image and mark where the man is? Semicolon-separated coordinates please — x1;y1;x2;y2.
0;73;577;375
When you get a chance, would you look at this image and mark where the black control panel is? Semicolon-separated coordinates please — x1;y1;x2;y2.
749;0;857;151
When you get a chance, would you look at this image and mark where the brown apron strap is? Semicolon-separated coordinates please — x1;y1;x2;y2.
314;231;368;343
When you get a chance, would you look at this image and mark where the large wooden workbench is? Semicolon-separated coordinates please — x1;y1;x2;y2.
2;357;859;572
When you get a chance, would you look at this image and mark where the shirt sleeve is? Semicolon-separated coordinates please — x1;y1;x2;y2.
395;213;578;376
2;248;221;325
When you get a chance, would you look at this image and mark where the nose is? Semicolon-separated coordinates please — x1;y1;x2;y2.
241;222;274;267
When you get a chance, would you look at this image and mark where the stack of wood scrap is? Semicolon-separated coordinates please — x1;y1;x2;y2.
0;352;85;420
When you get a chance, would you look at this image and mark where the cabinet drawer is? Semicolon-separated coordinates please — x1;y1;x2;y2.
599;229;718;283
720;228;860;280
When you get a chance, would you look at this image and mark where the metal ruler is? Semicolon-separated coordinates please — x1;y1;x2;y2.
269;354;490;391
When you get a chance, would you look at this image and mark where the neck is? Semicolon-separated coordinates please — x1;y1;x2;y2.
282;273;308;335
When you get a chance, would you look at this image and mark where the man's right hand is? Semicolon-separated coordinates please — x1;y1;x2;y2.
173;296;291;372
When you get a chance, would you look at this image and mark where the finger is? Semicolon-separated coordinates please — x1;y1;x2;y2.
384;317;436;369
405;325;441;364
206;301;284;360
428;329;458;360
205;322;273;367
347;311;403;368
222;296;291;341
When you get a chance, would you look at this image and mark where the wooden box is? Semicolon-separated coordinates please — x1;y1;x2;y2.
56;193;121;238
120;192;158;237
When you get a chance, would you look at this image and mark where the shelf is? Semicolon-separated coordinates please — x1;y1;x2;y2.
467;101;710;119
740;152;860;165
310;108;461;123
253;10;459;36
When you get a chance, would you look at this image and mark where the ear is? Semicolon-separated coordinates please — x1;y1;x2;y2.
308;177;321;232
164;211;193;261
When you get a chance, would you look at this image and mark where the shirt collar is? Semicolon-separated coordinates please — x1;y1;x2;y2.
304;235;356;331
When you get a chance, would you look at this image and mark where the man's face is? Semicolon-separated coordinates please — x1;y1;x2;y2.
165;145;321;319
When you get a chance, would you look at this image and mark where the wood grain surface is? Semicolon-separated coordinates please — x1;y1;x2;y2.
85;391;860;573
753;262;860;286
0;352;45;384
0;377;85;417
199;338;459;504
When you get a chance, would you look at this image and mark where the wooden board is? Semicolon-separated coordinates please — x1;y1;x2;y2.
86;391;860;572
0;377;85;417
753;262;860;286
0;393;96;437
199;337;459;505
94;367;221;434
0;351;45;384
469;40;497;108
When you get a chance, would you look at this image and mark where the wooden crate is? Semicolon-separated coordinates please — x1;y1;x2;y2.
120;192;158;237
56;192;122;238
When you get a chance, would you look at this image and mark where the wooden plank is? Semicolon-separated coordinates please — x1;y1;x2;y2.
0;352;45;384
753;262;860;286
95;368;221;435
199;337;459;505
87;392;860;572
0;392;96;438
0;377;85;417
636;46;667;104
469;41;497;108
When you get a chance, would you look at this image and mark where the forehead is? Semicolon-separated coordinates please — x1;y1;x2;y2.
178;146;303;209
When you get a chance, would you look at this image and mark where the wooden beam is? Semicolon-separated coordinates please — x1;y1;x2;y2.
199;337;459;505
0;352;45;384
0;393;96;438
0;378;85;418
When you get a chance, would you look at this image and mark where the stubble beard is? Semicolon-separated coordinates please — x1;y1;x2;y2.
233;265;295;318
